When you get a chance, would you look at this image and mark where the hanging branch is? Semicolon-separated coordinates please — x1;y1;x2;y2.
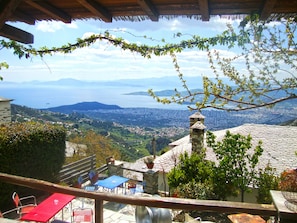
1;15;297;111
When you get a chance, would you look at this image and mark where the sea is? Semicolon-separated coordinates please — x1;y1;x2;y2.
0;84;188;110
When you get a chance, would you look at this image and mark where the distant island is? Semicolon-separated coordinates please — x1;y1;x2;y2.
44;102;122;114
125;89;202;97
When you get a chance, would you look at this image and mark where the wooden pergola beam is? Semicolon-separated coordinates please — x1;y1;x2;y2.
259;0;278;20
0;0;22;29
77;0;112;22
0;23;33;44
137;0;159;22
14;10;36;25
198;0;210;21
25;0;71;23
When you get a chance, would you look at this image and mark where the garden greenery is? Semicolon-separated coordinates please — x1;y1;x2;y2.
168;131;265;202
0;122;66;207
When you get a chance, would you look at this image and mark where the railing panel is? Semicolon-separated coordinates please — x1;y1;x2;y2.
58;155;97;184
0;173;278;223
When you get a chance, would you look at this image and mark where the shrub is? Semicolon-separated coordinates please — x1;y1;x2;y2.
175;180;218;200
256;163;280;204
167;151;215;198
0;122;66;208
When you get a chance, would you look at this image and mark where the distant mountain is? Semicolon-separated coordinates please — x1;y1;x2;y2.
1;76;207;89
44;102;122;114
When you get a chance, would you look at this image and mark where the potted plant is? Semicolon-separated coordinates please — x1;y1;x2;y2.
70;176;83;188
279;168;297;205
279;168;297;192
144;156;155;169
128;180;137;189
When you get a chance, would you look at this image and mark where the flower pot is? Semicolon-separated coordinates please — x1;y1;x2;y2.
146;163;154;169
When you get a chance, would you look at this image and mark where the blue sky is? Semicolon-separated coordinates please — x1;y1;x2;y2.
2;17;240;83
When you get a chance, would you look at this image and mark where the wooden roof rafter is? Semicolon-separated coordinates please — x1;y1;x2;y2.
13;10;36;25
0;0;22;28
77;0;112;23
0;0;296;44
25;0;71;23
198;0;210;21
259;0;278;20
0;24;33;44
0;0;33;44
137;0;159;22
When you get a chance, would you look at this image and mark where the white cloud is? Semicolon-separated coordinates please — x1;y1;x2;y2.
36;21;78;32
3;18;248;83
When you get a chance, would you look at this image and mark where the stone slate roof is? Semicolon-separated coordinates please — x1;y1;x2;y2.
127;124;297;176
0;97;13;102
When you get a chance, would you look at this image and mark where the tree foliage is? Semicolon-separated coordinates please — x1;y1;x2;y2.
167;151;217;199
167;130;264;202
68;130;120;166
150;16;297;111
256;162;280;204
206;130;263;202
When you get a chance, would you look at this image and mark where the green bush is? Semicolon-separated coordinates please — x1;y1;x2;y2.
256;163;280;204
0;122;66;208
167;151;215;198
175;180;218;200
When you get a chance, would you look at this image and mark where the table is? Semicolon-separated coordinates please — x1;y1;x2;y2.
20;193;75;223
0;218;22;223
270;190;297;222
228;213;266;223
95;175;129;193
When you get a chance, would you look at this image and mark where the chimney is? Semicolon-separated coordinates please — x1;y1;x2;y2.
190;121;206;154
189;112;205;140
189;112;206;154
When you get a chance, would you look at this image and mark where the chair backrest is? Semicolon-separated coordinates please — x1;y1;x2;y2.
12;192;20;208
72;208;93;223
12;192;37;211
77;176;83;185
88;170;98;184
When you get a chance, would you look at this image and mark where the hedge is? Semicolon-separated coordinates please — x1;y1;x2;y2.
0;121;66;209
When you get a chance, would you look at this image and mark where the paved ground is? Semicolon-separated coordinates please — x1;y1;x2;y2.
55;197;136;223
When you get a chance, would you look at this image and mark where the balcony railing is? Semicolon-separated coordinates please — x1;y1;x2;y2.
0;172;277;223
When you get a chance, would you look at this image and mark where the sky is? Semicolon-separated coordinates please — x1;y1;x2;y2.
1;16;240;83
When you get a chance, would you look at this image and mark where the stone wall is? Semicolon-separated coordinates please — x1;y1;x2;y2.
0;98;11;124
143;170;159;194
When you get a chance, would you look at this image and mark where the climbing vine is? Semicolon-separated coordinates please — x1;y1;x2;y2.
1;14;297;111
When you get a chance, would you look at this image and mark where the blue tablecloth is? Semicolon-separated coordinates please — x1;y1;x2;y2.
95;175;129;190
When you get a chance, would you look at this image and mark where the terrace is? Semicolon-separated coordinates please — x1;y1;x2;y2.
1;122;297;222
0;173;278;223
1;140;297;222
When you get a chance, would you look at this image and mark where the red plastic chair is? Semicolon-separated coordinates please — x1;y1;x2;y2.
72;208;93;223
12;192;37;217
